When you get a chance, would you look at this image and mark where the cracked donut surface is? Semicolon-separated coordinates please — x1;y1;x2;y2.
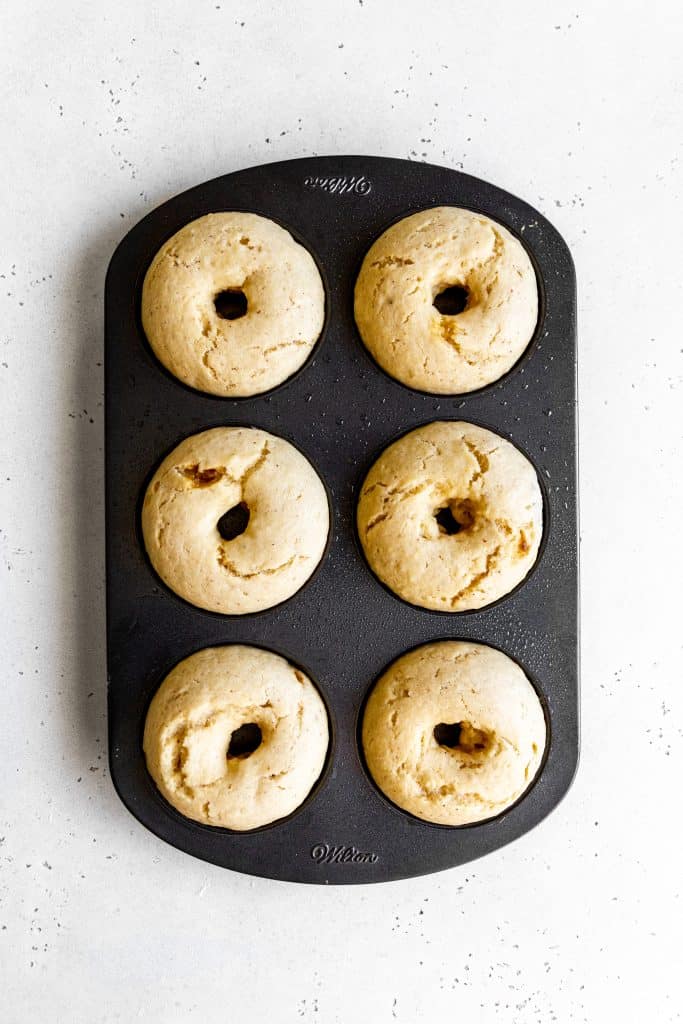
354;206;537;394
143;645;329;830
357;421;543;611
362;641;546;826
142;427;329;614
141;212;324;397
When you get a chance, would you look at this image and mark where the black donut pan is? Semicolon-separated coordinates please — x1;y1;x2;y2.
105;155;578;884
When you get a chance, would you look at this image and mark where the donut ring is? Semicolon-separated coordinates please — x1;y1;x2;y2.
362;641;546;826
357;421;543;612
142;212;325;397
142;427;329;614
354;206;537;394
144;645;329;830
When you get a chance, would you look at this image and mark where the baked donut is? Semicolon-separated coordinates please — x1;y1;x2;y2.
354;206;537;394
142;212;325;397
144;645;329;830
362;641;546;826
357;421;543;611
142;426;329;614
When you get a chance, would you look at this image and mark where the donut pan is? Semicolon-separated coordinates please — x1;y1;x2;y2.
105;155;578;884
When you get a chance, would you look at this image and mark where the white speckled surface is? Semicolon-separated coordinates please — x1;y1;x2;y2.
2;1;682;1020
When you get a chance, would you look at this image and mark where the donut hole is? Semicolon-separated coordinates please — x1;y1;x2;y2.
227;722;262;760
217;501;250;541
214;288;248;320
434;498;476;535
433;284;469;316
434;721;490;755
434;506;461;535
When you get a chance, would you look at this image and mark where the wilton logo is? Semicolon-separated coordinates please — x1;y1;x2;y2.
311;844;378;865
303;175;372;196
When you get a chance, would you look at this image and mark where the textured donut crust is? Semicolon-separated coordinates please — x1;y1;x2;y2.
144;645;329;830
142;427;329;614
362;641;546;826
354;206;537;394
142;212;325;397
357;421;543;612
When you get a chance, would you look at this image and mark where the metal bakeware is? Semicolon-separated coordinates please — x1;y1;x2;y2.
105;155;578;884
